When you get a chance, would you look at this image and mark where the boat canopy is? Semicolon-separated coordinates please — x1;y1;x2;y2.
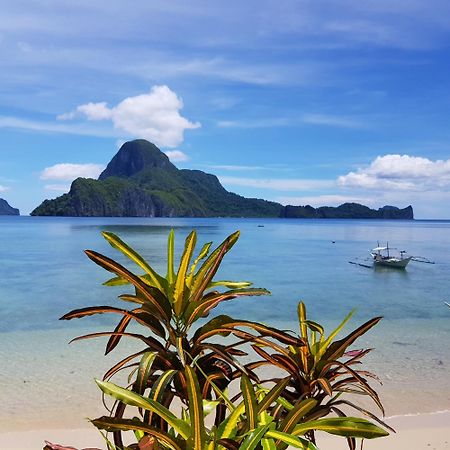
372;246;388;251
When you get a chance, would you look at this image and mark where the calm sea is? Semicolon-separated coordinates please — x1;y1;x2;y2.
1;216;449;430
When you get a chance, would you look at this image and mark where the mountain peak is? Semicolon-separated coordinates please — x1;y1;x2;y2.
98;139;175;180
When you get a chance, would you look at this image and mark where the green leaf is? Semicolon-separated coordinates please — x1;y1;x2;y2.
241;374;258;430
261;437;277;450
84;250;172;323
173;231;197;316
257;378;290;414
185;365;206;450
91;416;185;450
265;430;318;449
217;402;246;440
304;320;324;335
315;309;355;360
95;379;190;439
103;275;130;286
149;369;177;403
323;317;382;362
278;398;318;435
207;280;253;289
167;229;175;285
101;232;166;292
292;417;389;439
190;231;240;304
239;423;272;450
134;352;156;395
186;242;212;288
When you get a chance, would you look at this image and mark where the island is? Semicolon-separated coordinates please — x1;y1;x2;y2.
31;139;414;219
0;198;20;215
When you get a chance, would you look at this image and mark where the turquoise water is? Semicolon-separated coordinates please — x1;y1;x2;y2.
1;216;449;429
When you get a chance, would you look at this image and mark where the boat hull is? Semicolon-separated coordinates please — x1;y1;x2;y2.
373;257;412;269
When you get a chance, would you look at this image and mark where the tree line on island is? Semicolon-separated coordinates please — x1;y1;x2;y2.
3;140;414;218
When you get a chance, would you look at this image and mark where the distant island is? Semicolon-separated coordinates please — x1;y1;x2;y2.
0;198;20;215
31;139;413;219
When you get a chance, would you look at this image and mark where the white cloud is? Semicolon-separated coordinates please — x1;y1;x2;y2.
164;150;189;162
301;113;365;129
217;114;364;129
0;185;9;192
218;176;334;191
338;154;450;191
217;118;292;129
44;184;70;192
40;163;105;181
0;115;120;138
208;164;266;171
59;85;200;148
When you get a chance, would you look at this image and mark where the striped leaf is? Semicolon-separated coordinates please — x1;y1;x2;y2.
84;250;171;322
134;352;157;395
173;231;197;316
278;398;318;435
106;314;132;354
265;430;318;449
315;310;355;361
241;374;258;430
323;317;382;362
257;377;290;413
261;437;277;450
186;241;212;288
217;402;246;440
239;423;272;450
91;416;185;450
292;417;389;439
101;232;166;292
95;379;190;439
189;231;240;304
167;229;175;285
185;365;206;450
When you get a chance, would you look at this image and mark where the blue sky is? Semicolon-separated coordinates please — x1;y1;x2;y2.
2;1;450;218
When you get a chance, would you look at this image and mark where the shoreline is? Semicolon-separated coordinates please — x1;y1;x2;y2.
0;411;448;449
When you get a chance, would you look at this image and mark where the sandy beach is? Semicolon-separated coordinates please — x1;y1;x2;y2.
0;411;448;449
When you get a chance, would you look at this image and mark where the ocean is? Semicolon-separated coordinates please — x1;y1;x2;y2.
1;216;449;431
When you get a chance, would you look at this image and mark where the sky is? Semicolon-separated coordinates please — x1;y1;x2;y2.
2;1;450;218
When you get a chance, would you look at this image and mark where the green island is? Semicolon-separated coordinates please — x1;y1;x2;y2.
0;198;20;215
31;140;413;219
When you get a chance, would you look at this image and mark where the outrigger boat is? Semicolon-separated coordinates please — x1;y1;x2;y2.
370;243;412;269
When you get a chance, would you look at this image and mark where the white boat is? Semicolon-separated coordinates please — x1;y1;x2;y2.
370;244;412;269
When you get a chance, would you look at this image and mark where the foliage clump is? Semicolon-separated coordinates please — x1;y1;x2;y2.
55;230;391;450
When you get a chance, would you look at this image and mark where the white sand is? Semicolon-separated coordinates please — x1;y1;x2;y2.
1;411;449;450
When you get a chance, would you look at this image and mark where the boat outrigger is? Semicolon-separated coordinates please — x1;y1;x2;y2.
370;244;412;269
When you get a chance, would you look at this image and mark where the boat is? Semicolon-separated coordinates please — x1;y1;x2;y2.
370;244;412;269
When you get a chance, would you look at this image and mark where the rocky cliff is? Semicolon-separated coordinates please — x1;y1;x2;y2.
0;198;20;215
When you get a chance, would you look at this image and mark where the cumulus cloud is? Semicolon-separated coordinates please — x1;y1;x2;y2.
0;185;9;192
164;150;189;162
338;154;450;191
41;163;105;181
58;85;200;148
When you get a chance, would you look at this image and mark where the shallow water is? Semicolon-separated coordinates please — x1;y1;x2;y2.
1;216;449;430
